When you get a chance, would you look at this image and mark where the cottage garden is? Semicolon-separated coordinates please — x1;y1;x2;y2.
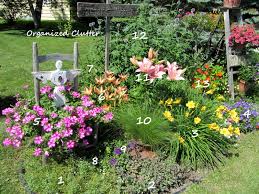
0;1;259;194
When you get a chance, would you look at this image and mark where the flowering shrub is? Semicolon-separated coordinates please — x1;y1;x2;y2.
192;64;227;95
83;71;128;110
159;98;237;167
229;24;259;49
130;48;186;82
2;83;113;157
225;100;259;133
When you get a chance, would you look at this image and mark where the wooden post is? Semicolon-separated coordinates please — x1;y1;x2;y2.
105;0;111;72
73;42;79;91
223;9;235;100
32;42;40;105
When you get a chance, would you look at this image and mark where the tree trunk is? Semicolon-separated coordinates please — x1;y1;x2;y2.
28;0;43;29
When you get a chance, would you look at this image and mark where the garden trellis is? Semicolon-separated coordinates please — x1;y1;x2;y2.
77;1;138;71
32;42;79;106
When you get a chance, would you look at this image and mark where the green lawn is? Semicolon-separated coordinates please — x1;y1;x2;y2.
185;131;259;194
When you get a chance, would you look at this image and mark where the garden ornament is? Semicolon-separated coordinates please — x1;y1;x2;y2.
32;60;80;107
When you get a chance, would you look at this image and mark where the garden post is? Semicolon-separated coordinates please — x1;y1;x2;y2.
223;9;235;100
32;42;40;105
105;0;111;72
73;42;79;91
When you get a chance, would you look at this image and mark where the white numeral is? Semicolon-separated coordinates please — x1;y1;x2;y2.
148;181;155;189
192;130;198;138
132;32;148;40
98;93;105;102
33;118;41;126
243;110;251;119
92;157;98;165
58;176;64;185
87;65;94;72
121;146;127;153
137;117;152;125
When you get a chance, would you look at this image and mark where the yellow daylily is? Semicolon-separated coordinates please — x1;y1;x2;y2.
178;136;185;144
208;123;220;131
206;89;214;95
173;98;182;104
159;100;164;105
216;105;227;113
185;112;190;117
194;117;201;124
165;98;173;105
220;128;231;137
234;127;240;136
217;95;225;101
216;112;223;119
186;101;196;109
201;106;206;111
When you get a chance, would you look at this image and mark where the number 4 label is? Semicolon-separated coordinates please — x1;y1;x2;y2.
243;110;251;119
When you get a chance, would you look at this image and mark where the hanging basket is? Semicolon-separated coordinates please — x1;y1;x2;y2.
224;0;241;8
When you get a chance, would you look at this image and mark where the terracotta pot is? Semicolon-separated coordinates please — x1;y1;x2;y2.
224;0;241;8
238;80;248;93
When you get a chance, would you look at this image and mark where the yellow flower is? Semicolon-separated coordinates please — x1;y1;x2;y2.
178;136;185;144
220;128;231;137
217;95;225;101
163;111;174;122
159;100;164;105
201;106;206;112
216;112;223;119
163;111;172;118
216;105;227;113
186;101;196;109
173;98;182;104
208;123;220;131
229;109;238;118
165;98;173;105
232;116;239;123
212;83;217;88
185;112;190;117
194;117;201;124
206;89;214;95
234;127;240;136
228;125;234;134
167;116;174;122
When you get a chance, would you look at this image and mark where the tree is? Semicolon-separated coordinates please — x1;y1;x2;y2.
27;0;44;29
0;0;28;24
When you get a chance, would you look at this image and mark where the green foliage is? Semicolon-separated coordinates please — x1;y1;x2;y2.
116;157;193;193
238;64;257;82
114;102;173;148
107;4;224;79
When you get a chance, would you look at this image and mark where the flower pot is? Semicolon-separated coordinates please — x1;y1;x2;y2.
238;80;249;93
224;0;241;8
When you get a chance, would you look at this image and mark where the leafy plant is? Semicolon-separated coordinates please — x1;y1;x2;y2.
238;64;257;82
114;102;173;148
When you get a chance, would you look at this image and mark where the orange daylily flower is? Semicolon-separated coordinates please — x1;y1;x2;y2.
83;86;93;95
113;78;121;86
102;104;111;111
94;86;106;95
148;48;157;60
130;56;138;65
118;74;128;81
105;71;114;78
106;76;116;83
95;76;105;85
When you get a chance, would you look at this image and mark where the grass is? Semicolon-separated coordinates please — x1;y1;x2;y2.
184;131;259;194
0;29;103;98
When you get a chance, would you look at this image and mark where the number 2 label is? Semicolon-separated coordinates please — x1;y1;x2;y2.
148;181;155;190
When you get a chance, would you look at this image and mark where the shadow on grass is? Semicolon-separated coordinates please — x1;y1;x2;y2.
0;96;17;116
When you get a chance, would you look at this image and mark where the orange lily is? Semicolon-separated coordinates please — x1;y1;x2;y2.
95;76;105;85
83;86;93;95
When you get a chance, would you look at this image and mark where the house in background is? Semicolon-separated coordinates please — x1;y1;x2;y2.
36;0;71;21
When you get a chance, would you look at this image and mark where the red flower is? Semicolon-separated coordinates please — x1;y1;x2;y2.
196;68;203;74
204;64;210;69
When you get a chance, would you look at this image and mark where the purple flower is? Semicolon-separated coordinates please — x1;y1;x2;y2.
33;148;42;157
34;136;44;145
114;148;122;155
72;91;81;98
83;139;89;145
40;85;52;94
50;112;58;118
48;93;54;99
2;108;14;116
64;106;74;112
43;124;53;132
109;158;117;166
51;132;61;141
85;126;93;136
41;118;49;126
66;140;75;149
5;118;11;125
33;105;45;116
103;112;113;121
44;151;50;157
3;138;12;147
128;141;136;149
48;140;56;148
61;128;73;137
13;113;21;122
57;86;65;92
12;139;21;148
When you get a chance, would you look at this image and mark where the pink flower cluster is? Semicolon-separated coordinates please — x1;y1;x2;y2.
229;24;259;47
134;57;186;82
2;85;113;158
